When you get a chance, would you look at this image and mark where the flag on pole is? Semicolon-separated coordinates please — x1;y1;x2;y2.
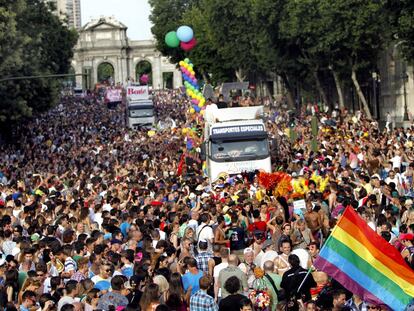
314;207;414;311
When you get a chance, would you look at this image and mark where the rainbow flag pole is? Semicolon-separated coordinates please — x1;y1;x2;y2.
314;207;414;310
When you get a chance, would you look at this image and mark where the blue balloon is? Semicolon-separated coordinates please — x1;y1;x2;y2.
177;26;194;43
194;105;201;113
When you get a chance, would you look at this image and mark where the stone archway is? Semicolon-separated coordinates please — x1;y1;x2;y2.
97;62;115;84
163;72;174;89
63;66;76;87
136;60;152;86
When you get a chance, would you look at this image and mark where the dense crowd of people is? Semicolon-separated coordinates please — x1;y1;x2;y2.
0;88;413;311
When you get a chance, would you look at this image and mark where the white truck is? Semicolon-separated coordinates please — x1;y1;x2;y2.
201;106;272;182
126;85;155;129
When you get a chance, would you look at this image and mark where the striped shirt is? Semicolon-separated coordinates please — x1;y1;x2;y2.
64;257;77;272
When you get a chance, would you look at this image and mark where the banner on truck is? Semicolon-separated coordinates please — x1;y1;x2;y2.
127;86;149;101
106;89;122;102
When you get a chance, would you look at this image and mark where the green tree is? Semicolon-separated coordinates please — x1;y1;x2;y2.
149;0;198;64
97;62;115;82
389;0;414;61
202;0;262;82
0;0;77;126
135;61;153;85
253;0;307;107
181;4;236;83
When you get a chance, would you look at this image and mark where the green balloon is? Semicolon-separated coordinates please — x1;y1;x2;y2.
165;31;180;48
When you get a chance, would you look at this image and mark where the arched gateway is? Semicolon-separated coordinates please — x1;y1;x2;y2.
71;16;182;89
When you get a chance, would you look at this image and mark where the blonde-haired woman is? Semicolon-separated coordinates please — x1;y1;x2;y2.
153;275;169;304
18;277;41;305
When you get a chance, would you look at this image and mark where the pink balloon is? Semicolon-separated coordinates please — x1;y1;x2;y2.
191;99;199;104
140;74;149;85
180;66;185;72
180;38;197;52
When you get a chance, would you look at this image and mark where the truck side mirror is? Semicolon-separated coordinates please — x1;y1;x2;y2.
200;142;206;161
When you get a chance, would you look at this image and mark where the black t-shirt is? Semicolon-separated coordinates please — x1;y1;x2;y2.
219;294;246;311
281;267;316;302
229;226;245;250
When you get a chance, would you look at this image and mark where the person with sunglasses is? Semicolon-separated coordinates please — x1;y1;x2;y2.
91;262;113;287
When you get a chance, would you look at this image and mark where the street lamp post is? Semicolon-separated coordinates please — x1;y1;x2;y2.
372;72;380;120
402;72;409;121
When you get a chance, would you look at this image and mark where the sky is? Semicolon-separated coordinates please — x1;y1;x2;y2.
81;0;153;40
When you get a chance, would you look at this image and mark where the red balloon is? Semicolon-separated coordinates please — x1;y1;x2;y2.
180;38;197;51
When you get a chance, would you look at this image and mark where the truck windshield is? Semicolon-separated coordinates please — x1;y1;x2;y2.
129;108;153;117
211;138;269;161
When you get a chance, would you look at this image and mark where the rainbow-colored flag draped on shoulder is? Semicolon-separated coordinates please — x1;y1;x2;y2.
314;207;414;310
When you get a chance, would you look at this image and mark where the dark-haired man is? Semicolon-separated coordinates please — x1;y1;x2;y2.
281;254;316;302
97;275;129;310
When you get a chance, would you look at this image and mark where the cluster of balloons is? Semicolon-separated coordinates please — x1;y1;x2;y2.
165;25;197;51
179;58;206;115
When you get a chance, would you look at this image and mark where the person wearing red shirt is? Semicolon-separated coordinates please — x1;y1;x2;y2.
248;209;267;239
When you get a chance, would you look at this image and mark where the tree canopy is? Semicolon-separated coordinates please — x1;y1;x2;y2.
149;0;414;113
0;0;77;125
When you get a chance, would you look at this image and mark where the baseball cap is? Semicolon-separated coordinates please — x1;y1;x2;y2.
262;239;274;250
405;199;413;206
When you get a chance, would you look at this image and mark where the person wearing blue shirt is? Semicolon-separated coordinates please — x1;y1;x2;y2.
120;213;131;237
181;258;203;295
20;290;37;311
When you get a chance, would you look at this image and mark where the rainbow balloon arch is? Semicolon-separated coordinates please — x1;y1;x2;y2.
179;58;206;116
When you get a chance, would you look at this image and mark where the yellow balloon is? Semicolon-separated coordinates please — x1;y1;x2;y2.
190;108;195;114
200;98;205;104
179;61;184;66
190;71;195;76
200;110;205;116
182;128;188;134
198;103;204;108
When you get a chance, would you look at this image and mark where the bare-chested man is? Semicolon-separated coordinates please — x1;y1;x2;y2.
304;200;322;241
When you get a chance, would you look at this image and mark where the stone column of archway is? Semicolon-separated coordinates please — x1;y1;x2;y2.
173;70;183;89
152;54;162;90
71;61;82;88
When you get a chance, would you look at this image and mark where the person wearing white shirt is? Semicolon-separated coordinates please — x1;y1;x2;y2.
196;214;214;252
213;248;229;301
259;240;278;268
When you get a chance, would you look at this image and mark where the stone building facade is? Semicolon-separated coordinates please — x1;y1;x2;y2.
71;17;182;89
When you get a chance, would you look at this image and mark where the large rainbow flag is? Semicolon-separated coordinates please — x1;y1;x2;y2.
314;207;414;310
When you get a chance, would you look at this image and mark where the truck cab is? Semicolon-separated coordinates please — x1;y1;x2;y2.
203;106;272;182
126;85;155;129
127;100;155;129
